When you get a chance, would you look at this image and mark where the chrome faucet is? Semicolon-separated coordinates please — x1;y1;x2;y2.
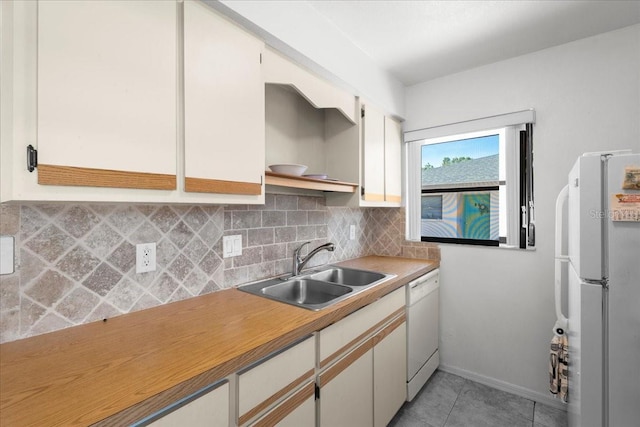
292;241;335;276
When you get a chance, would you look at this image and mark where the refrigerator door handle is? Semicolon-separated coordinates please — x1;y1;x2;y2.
554;185;570;335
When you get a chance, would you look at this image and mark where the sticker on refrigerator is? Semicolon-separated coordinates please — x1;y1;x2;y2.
622;166;640;190
611;193;640;222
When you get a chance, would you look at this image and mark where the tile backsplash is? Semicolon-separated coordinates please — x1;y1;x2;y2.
0;196;438;344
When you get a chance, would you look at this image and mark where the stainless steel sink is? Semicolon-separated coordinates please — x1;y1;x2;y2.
237;266;395;310
309;267;386;286
262;279;352;305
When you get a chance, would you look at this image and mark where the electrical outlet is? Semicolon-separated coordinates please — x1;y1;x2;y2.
349;225;356;240
136;243;156;273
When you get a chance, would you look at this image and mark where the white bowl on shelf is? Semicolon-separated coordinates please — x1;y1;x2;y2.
268;164;308;176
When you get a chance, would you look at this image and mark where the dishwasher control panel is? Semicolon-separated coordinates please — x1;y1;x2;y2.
407;268;439;305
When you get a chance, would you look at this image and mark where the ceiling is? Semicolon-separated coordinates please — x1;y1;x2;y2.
306;0;640;86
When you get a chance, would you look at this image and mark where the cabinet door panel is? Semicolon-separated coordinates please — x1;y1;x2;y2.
362;104;385;202
184;1;264;195
384;116;402;204
37;0;176;189
320;345;373;427
374;320;407;427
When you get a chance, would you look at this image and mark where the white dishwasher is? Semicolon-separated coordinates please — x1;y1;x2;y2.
406;268;440;401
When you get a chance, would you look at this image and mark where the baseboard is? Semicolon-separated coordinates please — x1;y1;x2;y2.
438;364;568;411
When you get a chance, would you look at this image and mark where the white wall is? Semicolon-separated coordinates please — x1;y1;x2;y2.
405;24;640;405
209;0;405;118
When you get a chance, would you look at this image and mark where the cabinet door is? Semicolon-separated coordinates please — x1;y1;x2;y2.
184;1;264;196
319;341;374;427
143;382;229;427
373;319;407;427
384;116;403;205
37;0;177;190
362;104;386;202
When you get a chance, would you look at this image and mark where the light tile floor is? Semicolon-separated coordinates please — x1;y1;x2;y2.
389;370;568;427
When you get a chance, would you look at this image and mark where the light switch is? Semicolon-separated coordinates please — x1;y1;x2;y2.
0;236;15;275
232;235;242;256
223;235;243;258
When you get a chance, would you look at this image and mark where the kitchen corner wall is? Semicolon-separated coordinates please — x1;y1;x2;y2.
0;195;439;344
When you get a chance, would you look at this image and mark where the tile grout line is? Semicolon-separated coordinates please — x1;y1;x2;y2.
442;379;466;427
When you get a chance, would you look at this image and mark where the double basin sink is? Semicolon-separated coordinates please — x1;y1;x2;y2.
238;266;396;310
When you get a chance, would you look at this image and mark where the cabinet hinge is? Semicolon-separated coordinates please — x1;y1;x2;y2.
361;107;365;118
314;384;320;400
26;145;38;172
360;186;365;196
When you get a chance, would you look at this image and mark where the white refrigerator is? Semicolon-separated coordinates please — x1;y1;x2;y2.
560;151;640;427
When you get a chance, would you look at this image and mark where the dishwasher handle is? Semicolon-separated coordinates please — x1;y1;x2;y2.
407;269;439;305
408;268;439;288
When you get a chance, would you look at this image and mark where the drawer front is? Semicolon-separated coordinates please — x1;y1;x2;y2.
319;287;405;367
238;336;314;422
248;381;315;427
137;381;229;427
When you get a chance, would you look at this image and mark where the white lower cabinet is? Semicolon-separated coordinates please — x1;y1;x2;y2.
318;288;407;427
373;321;407;427
137;381;229;427
319;341;374;427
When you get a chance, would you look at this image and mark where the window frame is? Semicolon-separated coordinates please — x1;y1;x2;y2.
404;110;535;249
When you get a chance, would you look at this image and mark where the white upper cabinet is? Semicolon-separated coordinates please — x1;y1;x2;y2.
183;0;264;197
361;102;403;207
362;104;386;203
1;0;267;203
37;0;177;190
384;115;403;204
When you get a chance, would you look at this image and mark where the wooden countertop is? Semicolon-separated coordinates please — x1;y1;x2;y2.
0;256;437;426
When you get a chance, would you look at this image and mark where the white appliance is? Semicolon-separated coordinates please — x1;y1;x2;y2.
406;268;440;401
555;151;640;427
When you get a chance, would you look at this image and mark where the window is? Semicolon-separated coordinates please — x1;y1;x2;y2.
405;111;535;249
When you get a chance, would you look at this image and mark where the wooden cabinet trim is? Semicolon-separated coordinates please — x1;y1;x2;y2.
386;194;402;203
319;338;374;388
38;164;176;190
363;192;385;202
265;172;358;193
184;176;261;195
238;369;314;425
320;307;405;369
372;312;406;347
249;382;315;427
